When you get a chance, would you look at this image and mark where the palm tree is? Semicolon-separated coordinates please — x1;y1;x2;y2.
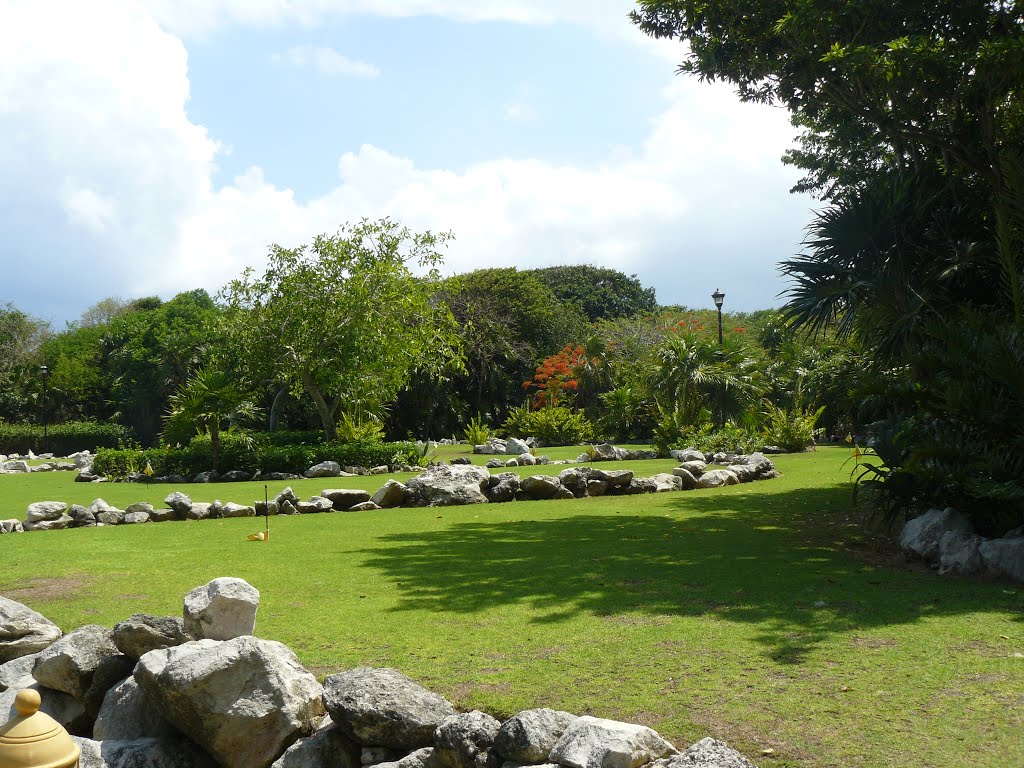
163;368;259;472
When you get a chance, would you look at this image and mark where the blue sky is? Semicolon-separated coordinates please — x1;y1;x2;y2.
0;0;816;326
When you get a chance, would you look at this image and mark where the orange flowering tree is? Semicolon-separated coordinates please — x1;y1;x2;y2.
523;344;587;409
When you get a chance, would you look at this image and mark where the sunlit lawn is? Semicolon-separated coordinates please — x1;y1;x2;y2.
2;447;1021;767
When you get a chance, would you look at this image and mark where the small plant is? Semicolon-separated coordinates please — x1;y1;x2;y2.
463;413;492;446
764;402;825;452
502;404;595;446
336;412;386;443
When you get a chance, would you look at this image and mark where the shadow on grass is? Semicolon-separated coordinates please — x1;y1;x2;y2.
361;483;1023;663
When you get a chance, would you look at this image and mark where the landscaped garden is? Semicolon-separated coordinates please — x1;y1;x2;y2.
3;447;1022;767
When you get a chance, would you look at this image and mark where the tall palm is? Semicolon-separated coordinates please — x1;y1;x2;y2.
163;368;259;471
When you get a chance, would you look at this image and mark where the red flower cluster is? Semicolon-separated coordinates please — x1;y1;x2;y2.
524;344;586;408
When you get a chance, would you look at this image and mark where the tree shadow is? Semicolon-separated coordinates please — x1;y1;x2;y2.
359;484;1023;664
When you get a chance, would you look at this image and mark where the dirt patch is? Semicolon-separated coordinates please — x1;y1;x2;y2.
450;680;512;702
850;636;898;650
1;575;85;604
951;640;1004;658
532;645;566;660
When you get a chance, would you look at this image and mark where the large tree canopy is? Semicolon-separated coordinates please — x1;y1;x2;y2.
221;219;464;441
527;265;658;321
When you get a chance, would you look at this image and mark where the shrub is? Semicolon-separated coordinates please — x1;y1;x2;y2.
463;414;492;446
764;403;825;453
335;414;386;443
0;421;135;456
503;405;595;446
654;411;761;456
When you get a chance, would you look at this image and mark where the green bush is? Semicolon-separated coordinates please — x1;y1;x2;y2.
654;412;762;456
502;405;595;446
463;414;492;446
0;421;135;456
764;403;825;453
93;436;422;479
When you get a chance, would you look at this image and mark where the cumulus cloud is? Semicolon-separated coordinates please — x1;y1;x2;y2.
275;45;380;78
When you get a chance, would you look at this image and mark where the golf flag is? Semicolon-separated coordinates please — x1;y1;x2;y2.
854;444;862;464
143;461;154;477
845;433;853;444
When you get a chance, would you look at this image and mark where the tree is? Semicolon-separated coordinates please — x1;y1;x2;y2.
528;265;658;321
221;219;464;441
163;368;258;471
0;304;50;421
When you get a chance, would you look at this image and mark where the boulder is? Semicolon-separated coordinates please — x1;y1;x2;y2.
374;748;439;768
669;449;705;463
557;469;589;498
322;489;373;511
280;500;299;516
899;507;973;562
0;652;38;692
486;473;521;504
222;502;256;518
493;708;578;764
75;471;100;482
94;675;179;741
271;716;361;768
506;438;531;456
485;459;507;469
256;501;281;516
519;476;562;501
549;716;676;768
113;614;191;659
670;468;697;490
586;480;609;497
82;653;136;717
938;530;985;576
588;444;618;461
277;487;300;505
134;637;325;768
124;511;151;525
0;678;90;735
74;736;220;768
725;465;757;483
1;460;29;473
406;465;490;507
64;505;94;528
298;496;335;514
26;500;68;523
649;473;682;492
0;519;25;533
193;470;221;483
32;624;118;701
623;478;658;495
434;710;502;768
696;470;740;489
96;508;125;525
188;503;213;521
183;577;260;641
0;597;62;662
590;469;633;488
322;667;457;750
517;453;537;466
371;466;390;475
306;461;343;478
980;537;1024;583
25;514;74;531
363;746;403;765
649;738;755;768
677;461;706;476
221;470;253;482
164;492;193;516
125;502;154;515
148;508;175;523
451;457;473;465
372;480;410;509
350;501;383;512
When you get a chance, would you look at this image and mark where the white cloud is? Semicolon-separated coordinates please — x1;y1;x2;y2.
276;45;380;78
503;103;537;122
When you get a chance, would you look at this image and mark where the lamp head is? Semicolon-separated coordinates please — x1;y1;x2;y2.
711;289;725;309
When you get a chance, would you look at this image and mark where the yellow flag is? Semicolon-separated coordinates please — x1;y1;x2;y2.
143;461;154;477
854;445;862;464
845;432;853;444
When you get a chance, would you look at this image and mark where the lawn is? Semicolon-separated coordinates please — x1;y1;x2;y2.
1;447;1021;767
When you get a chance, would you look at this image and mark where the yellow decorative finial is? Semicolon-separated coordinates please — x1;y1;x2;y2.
14;688;40;717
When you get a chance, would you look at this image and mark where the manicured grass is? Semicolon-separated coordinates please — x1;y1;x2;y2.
2;448;1022;767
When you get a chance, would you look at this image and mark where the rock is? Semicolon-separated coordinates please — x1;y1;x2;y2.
586;480;609;497
193;470;221;483
451;457;473;466
506;438;531;456
980;537;1024;583
623;478;658;495
96;507;125;525
725;465;757;483
272;716;361;768
519;475;561;501
188;502;213;521
306;460;343;478
557;469;589;498
696;470;740;489
1;460;29;473
899;507;973;562
0;597;62;662
323;489;373;510
0;519;25;533
938;530;985;576
134;637;325;768
406;465;490;506
350;501;383;512
493;708;577;764
32;624;118;701
669;449;705;463
363;746;403;765
553;487;574;500
0;679;90;735
125;502;154;515
113;614;191;659
75;471;100;482
549;716;676;768
505;459;520;468
649;473;682;492
587;444;617;461
277;487;300;505
221;470;253;482
183;577;260;640
677;461;706;476
24;514;73;531
280;500;299;516
370;466;390;475
711;453;729;463
375;748;439;768
649;738;755;768
485;459;506;469
322;667;457;750
517;453;537;466
590;469;633;488
0;653;39;693
164;492;193;516
256;501;281;516
82;653;136;717
26;500;68;522
671;468;697;490
486;473;521;503
262;472;303;481
94;675;179;741
74;736;220;768
298;496;335;514
124;511;151;524
372;480;410;509
434;710;502;768
1004;525;1024;539
148;508;175;522
222;502;257;518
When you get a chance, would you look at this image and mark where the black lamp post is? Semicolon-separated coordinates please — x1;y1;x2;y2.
711;289;725;426
39;365;50;453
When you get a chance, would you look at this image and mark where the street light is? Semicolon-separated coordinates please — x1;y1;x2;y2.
39;365;49;454
711;289;725;426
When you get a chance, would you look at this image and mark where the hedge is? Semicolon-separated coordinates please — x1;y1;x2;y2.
0;421;135;456
92;434;423;479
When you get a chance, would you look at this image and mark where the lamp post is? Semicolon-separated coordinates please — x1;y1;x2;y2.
711;289;725;427
39;365;49;454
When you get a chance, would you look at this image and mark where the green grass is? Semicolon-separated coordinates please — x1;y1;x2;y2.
2;448;1022;767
